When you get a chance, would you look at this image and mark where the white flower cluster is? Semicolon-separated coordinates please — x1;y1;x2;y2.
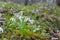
10;10;35;24
10;10;24;21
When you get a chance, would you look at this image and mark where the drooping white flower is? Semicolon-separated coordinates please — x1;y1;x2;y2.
0;27;3;34
20;11;23;16
24;17;34;24
10;17;15;22
18;11;23;16
14;11;23;17
14;13;18;17
24;17;30;22
19;16;24;21
19;16;23;19
29;20;34;24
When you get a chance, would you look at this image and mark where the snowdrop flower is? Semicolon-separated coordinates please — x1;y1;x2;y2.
24;17;34;24
14;11;23;17
14;13;18;17
20;11;23;16
0;27;3;34
15;13;20;17
19;16;23;19
18;11;23;16
24;17;30;22
10;7;14;11
29;20;34;24
14;13;21;17
19;16;24;21
10;17;15;22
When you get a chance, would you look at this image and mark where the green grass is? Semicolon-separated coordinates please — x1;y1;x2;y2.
0;2;60;40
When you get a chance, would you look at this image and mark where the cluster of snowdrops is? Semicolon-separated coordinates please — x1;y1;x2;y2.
0;2;60;40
